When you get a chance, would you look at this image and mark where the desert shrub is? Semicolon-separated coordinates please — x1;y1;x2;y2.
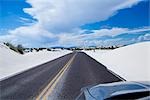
17;44;24;54
4;42;24;54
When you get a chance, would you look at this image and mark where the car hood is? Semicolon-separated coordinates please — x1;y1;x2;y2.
79;81;150;100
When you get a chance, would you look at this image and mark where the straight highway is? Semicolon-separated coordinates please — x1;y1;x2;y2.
0;52;123;100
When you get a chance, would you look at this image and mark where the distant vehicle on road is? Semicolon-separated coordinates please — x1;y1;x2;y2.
76;81;150;100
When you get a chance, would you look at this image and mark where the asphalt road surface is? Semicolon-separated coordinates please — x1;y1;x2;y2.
0;52;123;100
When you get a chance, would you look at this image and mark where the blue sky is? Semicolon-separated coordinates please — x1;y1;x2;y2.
82;1;149;30
0;0;34;34
0;0;149;47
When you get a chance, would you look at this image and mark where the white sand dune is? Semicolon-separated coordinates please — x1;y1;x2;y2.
85;42;150;81
0;43;71;80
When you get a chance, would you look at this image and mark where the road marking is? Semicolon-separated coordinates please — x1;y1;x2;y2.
36;53;76;100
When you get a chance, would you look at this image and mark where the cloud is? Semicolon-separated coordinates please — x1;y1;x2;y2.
24;0;140;32
19;17;32;22
1;0;147;47
0;24;58;47
19;17;36;26
138;33;150;41
0;26;149;47
56;27;150;46
112;0;141;11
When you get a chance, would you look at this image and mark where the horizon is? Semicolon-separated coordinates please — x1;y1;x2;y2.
0;0;150;47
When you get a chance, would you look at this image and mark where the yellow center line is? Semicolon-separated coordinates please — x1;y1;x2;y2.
36;53;76;100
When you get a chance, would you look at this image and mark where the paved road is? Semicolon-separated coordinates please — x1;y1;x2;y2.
0;53;74;100
0;52;123;100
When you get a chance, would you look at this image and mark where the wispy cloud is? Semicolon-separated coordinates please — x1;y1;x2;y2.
19;17;36;26
1;26;149;47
